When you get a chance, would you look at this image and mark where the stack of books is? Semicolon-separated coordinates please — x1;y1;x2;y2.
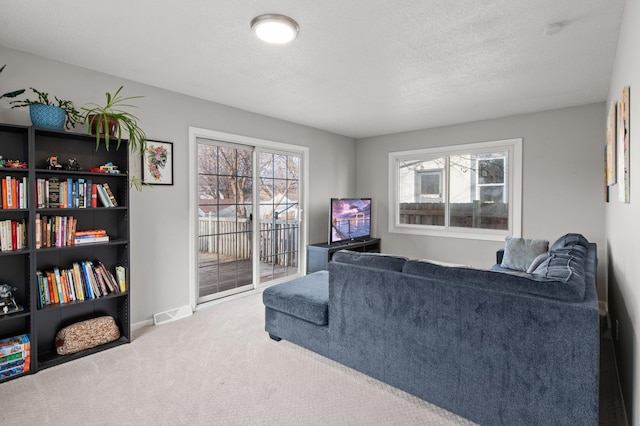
35;214;110;248
35;178;118;208
0;219;27;251
36;262;126;307
1;176;28;209
74;229;109;245
0;334;30;379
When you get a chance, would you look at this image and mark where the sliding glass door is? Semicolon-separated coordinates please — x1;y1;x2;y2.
197;141;254;302
258;150;300;283
196;137;302;304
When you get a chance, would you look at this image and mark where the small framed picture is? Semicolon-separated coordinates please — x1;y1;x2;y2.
142;140;173;185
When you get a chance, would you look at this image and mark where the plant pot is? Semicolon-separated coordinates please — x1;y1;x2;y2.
88;114;119;137
29;104;66;130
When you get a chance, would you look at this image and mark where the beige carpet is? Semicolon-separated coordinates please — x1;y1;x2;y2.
0;291;475;425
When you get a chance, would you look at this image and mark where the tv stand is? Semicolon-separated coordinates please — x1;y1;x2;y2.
307;238;381;273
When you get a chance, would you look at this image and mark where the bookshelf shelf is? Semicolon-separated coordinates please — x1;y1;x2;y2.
38;335;129;369
0;248;30;257
37;291;129;312
0;311;30;322
0;123;131;381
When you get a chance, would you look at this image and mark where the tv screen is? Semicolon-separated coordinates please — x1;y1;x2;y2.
329;198;372;244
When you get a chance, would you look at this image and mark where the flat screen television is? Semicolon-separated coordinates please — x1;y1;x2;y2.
329;198;372;245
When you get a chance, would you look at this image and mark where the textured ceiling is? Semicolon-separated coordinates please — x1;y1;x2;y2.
0;0;625;138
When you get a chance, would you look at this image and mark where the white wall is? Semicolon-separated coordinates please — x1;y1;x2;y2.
356;103;606;298
0;46;355;325
606;0;639;422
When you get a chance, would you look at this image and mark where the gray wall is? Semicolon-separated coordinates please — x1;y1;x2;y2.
0;46;356;325
606;0;639;422
356;103;606;299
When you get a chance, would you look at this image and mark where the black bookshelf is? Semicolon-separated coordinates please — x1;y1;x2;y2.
0;124;131;383
307;237;381;273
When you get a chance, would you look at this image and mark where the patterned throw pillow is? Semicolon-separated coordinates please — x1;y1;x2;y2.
55;316;120;355
501;237;549;272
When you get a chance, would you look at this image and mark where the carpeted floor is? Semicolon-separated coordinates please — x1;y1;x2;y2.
0;291;627;425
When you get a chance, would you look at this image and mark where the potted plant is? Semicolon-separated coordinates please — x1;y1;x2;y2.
0;64;25;101
81;86;147;155
10;87;82;131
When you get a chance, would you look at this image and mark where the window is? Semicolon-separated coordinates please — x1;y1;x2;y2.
389;138;522;241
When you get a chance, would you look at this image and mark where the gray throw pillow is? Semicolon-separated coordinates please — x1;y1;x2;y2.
501;237;549;272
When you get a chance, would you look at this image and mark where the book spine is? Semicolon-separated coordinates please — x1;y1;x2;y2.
102;183;118;207
74;236;110;244
0;365;28;378
115;266;127;292
46;272;58;304
98;184;113;207
66;178;72;208
22;176;27;209
0;220;8;251
5;176;12;209
0;351;28;364
1;177;7;209
91;183;98;208
72;263;86;300
11;220;17;251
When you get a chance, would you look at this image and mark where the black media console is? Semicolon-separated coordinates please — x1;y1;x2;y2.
306;238;381;273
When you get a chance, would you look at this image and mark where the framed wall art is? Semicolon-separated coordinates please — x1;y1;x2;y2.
617;86;630;203
606;101;616;186
142;140;174;185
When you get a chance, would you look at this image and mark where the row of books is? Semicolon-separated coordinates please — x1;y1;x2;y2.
35;214;110;249
35;178;118;209
0;334;30;380
1;176;28;209
0;219;27;252
37;261;126;308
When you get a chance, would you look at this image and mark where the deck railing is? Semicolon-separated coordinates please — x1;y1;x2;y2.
399;201;508;229
198;216;299;266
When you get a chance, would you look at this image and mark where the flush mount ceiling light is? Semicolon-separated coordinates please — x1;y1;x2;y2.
251;14;299;44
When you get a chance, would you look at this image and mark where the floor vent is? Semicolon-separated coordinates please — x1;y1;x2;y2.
153;305;193;325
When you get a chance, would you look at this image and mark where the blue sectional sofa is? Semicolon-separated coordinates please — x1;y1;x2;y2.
263;234;600;425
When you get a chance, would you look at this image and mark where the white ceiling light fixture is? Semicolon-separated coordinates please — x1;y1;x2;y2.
251;14;299;44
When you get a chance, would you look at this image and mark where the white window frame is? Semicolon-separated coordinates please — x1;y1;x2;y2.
388;138;522;241
188;127;309;311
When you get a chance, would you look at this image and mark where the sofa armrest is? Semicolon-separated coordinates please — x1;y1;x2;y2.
496;248;504;265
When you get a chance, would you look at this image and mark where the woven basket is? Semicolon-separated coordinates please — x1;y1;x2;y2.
29;104;65;130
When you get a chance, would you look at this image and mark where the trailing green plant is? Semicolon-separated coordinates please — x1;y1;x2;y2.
81;86;147;155
10;87;82;130
0;65;25;100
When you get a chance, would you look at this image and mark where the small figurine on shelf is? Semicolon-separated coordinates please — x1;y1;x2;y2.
65;158;81;171
99;162;120;174
46;156;63;170
0;284;23;315
4;159;27;168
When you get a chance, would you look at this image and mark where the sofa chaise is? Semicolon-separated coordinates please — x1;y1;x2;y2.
263;233;600;425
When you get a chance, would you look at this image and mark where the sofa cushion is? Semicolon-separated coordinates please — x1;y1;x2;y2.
331;250;407;272
550;233;589;251
404;259;585;302
501;237;549;271
526;252;550;273
262;271;329;326
532;244;587;283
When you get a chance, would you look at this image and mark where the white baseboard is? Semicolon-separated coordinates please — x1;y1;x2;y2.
153;305;193;325
132;319;154;331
